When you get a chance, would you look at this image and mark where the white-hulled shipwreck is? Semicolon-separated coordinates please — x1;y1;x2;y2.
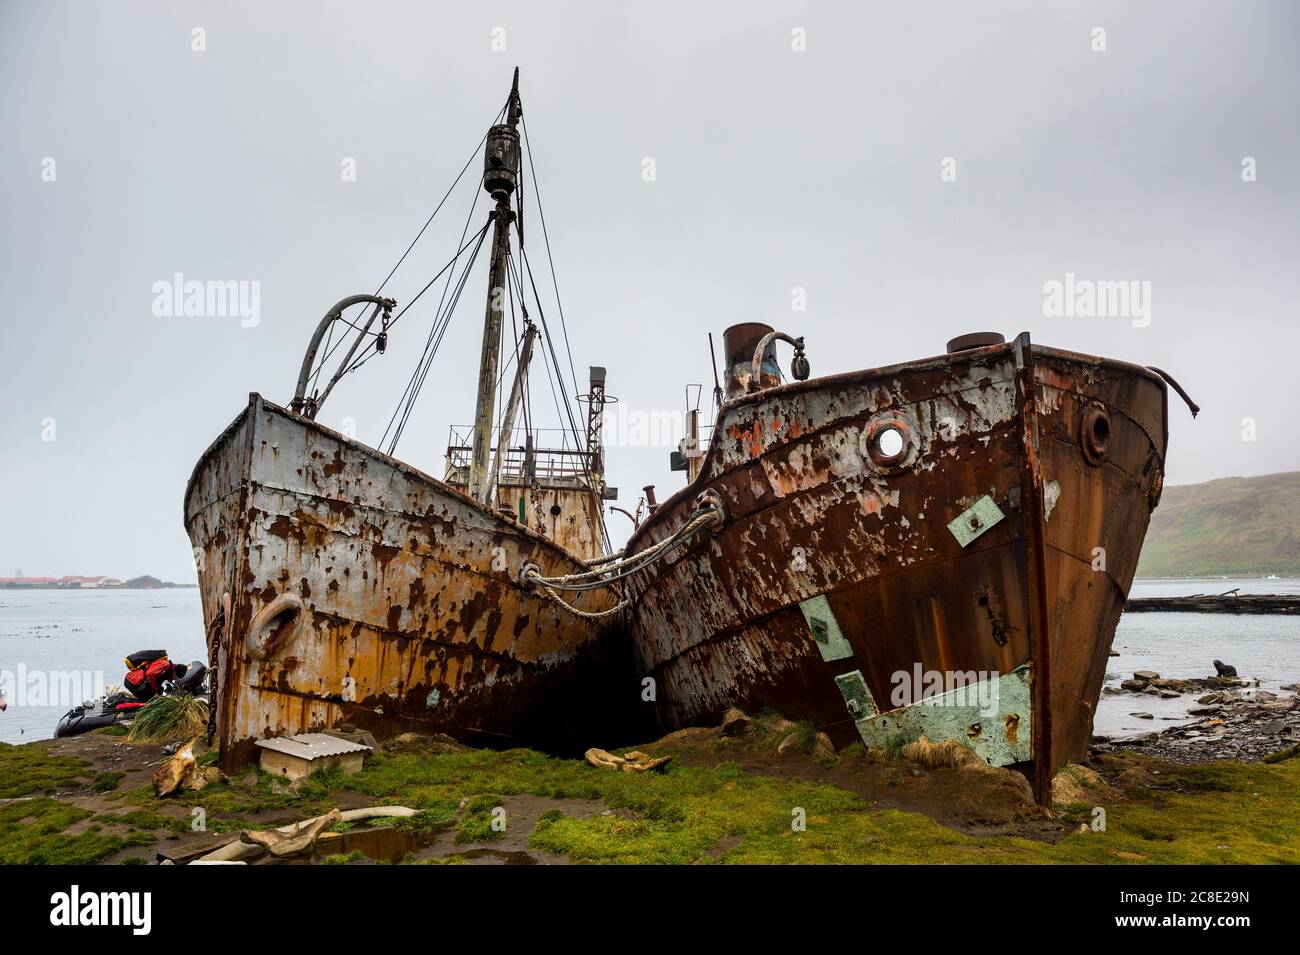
185;71;640;769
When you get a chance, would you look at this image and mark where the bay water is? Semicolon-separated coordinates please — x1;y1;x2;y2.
1;579;1296;745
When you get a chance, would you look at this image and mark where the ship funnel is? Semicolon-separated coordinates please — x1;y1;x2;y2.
722;323;781;399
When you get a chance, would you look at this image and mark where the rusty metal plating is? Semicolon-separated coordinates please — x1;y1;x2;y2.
621;334;1174;803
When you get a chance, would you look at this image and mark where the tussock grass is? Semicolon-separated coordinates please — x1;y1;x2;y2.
125;695;208;745
901;735;976;769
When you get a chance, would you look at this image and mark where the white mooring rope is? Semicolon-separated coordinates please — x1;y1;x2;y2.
521;505;723;618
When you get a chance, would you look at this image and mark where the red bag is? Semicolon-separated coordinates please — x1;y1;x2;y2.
124;656;176;701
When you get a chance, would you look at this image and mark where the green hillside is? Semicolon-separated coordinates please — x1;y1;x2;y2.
1137;471;1300;578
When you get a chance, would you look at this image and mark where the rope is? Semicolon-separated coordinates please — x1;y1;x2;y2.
530;586;630;621
520;115;582;407
521;506;722;597
305;109;504;395
381;218;491;453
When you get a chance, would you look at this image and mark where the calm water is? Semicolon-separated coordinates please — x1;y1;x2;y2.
0;589;204;743
0;579;1296;745
1096;578;1300;739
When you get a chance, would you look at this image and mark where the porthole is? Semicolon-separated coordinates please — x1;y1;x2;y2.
875;427;905;462
860;411;922;474
1081;403;1111;466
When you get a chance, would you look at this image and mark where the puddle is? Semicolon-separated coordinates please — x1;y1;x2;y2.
253;825;443;865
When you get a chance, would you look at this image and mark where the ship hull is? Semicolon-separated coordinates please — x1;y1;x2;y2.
185;395;638;770
624;338;1167;798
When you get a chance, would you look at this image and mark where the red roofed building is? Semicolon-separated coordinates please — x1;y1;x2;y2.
0;576;123;588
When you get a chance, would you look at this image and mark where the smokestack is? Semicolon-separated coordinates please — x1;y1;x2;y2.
722;323;780;399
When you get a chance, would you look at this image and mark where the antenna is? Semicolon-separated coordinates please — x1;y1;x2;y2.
708;332;723;409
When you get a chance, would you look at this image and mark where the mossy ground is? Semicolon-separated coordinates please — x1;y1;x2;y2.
3;727;1298;864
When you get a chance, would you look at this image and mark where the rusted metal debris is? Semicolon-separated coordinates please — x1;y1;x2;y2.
622;324;1173;804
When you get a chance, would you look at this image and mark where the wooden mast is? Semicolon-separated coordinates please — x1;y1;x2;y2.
468;68;522;502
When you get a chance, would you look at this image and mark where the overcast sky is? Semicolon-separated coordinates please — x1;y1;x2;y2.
2;1;1298;583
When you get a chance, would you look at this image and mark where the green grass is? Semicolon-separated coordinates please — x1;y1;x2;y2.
102;766;334;833
125;694;208;745
1137;471;1300;577
94;809;190;833
455;794;506;844
1263;743;1300;765
321;849;367;865
90;771;125;793
0;743;90;797
0;799;153;864
326;745;1300;864
6;736;1300;864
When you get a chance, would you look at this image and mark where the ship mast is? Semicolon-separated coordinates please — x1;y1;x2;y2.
468;68;523;503
484;319;538;505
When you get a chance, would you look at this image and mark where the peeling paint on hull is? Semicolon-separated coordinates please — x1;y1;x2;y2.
185;395;640;771
624;342;1167;799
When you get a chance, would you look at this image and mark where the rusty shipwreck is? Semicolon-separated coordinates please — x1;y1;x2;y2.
619;325;1196;801
185;71;632;769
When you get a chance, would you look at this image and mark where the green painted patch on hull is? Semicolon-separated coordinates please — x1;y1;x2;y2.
853;664;1032;767
947;494;1006;548
834;670;879;720
799;595;854;662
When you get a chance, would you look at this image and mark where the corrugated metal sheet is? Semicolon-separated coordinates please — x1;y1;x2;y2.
254;732;372;759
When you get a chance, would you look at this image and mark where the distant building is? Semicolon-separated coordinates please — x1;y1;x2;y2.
124;575;164;589
0;575;123;589
57;576;123;589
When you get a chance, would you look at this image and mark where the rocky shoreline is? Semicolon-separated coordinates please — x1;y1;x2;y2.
1094;668;1300;764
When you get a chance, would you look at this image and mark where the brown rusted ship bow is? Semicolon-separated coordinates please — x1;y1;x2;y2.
623;326;1184;803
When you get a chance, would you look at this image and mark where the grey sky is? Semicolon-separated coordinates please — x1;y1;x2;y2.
2;1;1298;583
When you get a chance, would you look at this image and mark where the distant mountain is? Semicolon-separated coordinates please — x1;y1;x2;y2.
1138;471;1300;578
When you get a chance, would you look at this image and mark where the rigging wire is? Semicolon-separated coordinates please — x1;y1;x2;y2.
299;104;505;409
378;191;488;449
520;115;582;405
519;242;612;552
520;246;588;452
508;247;570;454
384;221;490;453
299;92;613;553
333;217;491;424
373;104;504;299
